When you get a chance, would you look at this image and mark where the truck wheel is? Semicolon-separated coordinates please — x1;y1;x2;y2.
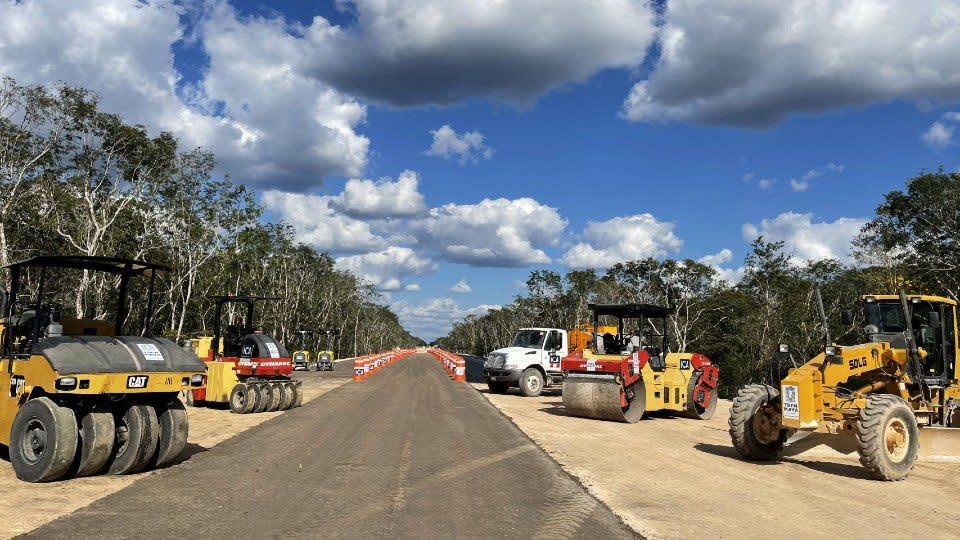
518;368;545;397
280;382;296;410
75;406;115;477
729;384;786;460
10;397;79;482
686;373;718;420
152;398;188;469
267;382;284;412
856;395;919;481
229;383;252;414
487;381;509;394
106;404;159;475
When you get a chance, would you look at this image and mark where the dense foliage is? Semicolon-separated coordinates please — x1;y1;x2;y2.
439;171;960;397
0;77;422;356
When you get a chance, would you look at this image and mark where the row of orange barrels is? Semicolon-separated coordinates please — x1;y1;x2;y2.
428;348;466;382
352;349;417;381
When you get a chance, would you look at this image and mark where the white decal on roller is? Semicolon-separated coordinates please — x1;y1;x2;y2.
266;342;280;358
136;343;165;362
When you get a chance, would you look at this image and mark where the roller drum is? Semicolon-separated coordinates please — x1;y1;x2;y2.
562;375;645;423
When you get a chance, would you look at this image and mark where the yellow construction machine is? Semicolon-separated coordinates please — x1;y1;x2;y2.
730;289;960;480
0;256;206;482
561;303;719;423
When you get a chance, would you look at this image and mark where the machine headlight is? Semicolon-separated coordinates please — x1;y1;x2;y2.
778;344;790;354
825;346;838;356
191;374;205;386
55;377;77;391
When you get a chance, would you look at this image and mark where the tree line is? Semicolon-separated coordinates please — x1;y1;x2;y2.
0;77;422;356
438;169;960;397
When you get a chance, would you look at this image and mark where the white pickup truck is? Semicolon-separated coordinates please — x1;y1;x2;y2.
482;328;568;397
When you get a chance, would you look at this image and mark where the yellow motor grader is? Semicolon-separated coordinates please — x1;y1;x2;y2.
0;256;206;482
730;290;960;480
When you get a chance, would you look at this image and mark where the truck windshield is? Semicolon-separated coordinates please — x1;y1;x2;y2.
511;330;546;349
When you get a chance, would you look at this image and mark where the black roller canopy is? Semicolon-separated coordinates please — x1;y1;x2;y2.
3;255;170;276
588;303;672;318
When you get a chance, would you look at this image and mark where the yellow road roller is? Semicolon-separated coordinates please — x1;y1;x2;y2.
561;303;719;423
0;256;206;482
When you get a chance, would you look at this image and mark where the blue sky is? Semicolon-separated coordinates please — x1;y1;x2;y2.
2;0;959;340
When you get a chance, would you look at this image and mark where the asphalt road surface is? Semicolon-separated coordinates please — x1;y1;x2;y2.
24;354;634;539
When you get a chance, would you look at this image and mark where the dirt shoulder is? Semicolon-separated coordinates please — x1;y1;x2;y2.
473;384;960;540
0;371;350;539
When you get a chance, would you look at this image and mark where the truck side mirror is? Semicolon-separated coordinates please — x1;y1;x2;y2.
841;310;853;326
928;312;941;329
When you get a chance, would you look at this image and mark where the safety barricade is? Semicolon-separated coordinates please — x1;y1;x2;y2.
426;348;466;382
352;349;417;381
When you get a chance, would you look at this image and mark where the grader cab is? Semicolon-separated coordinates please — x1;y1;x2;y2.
0;256;206;482
730;290;960;481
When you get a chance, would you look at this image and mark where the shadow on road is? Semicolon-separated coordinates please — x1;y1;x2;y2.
694;442;873;480
0;444;8;463
172;443;209;466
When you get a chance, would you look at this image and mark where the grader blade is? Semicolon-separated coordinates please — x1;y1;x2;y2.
918;426;960;463
782;431;858;458
562;374;642;423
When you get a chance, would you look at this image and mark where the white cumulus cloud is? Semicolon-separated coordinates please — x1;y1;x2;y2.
562;214;683;269
392;298;499;341
410;198;565;267
449;278;472;294
697;248;745;284
425;125;494;164
742;212;868;264
923;121;954;148
623;0;960;126
335;170;427;218
335;247;437;292
260;191;386;254
0;0;369;191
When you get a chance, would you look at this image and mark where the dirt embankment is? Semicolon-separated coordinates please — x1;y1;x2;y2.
0;372;350;539
474;384;960;540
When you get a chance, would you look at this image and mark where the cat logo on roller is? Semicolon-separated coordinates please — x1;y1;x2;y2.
126;375;148;388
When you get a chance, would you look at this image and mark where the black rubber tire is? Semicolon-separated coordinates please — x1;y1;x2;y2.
280;382;296;410
253;384;272;413
487;381;510;394
622;380;646;423
856;395;920;481
229;383;252;414
152;398;188;469
518;368;545;397
75;406;115;477
729;384;786;461
686;373;718;420
10;397;79;482
267;382;284;412
106;404;159;475
241;384;258;414
291;381;304;408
